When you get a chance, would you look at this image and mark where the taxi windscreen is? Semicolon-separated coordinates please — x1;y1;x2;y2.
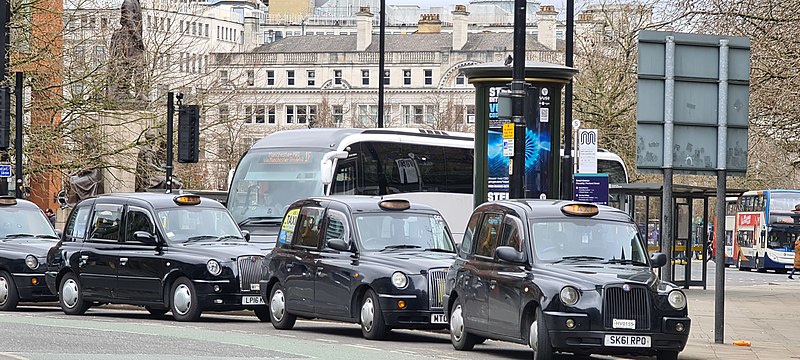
531;219;648;264
157;208;243;243
354;213;454;252
0;208;58;239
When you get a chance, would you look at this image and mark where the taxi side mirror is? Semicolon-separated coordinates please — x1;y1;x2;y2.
242;230;251;242
650;252;667;268
327;238;350;252
496;246;526;264
133;231;159;246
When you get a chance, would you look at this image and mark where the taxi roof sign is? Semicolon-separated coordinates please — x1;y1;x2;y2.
0;196;17;206
174;195;201;205
561;203;599;217
379;199;410;211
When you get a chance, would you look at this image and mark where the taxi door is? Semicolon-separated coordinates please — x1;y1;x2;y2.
314;206;356;318
80;203;124;300
283;204;325;314
463;212;503;333
487;214;527;338
116;206;164;303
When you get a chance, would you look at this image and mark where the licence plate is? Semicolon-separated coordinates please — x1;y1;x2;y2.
604;335;651;348
242;296;265;305
431;313;447;324
612;319;636;329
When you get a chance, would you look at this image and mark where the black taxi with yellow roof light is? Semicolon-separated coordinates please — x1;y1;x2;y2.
444;200;690;360
261;196;457;340
45;192;270;321
0;196;60;310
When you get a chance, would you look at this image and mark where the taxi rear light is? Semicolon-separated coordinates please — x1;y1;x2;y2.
174;195;201;205
561;203;599;217
0;196;17;206
379;199;410;210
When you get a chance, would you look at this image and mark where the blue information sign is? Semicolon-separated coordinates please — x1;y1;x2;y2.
573;174;609;206
0;165;11;178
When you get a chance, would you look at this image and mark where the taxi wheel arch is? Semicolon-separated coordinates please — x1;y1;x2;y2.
162;271;187;308
59;271;90;315
350;284;371;321
0;270;20;311
449;294;478;351
360;289;389;340
269;282;296;330
528;306;554;360
521;300;539;342
170;277;203;322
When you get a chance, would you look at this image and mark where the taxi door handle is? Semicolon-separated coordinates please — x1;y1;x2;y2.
79;255;88;267
120;258;128;266
286;263;294;271
490;279;497;290
316;266;324;276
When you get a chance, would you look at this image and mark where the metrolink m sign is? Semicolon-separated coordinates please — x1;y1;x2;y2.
636;30;750;175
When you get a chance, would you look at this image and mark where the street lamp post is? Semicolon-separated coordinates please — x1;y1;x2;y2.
562;0;575;200
509;0;526;199
377;0;385;128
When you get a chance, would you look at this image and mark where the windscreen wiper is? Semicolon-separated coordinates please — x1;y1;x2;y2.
36;234;60;239
4;233;36;239
217;235;244;242
239;217;283;226
605;259;649;266
380;244;422;252
424;248;455;253
553;255;606;264
185;235;218;243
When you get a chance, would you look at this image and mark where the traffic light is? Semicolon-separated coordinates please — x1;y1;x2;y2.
177;104;200;163
0;87;9;149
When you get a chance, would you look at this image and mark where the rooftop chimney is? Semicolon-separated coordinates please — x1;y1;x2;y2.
536;5;558;51
418;13;442;34
452;5;470;50
356;6;373;51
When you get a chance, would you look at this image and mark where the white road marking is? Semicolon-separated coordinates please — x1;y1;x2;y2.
0;353;30;360
344;344;381;351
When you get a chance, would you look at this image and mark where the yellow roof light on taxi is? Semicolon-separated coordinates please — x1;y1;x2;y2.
174;195;201;205
0;196;16;206
561;203;599;217
379;199;410;211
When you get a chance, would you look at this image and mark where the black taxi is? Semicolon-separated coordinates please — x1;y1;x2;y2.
444;200;689;360
0;196;59;310
260;196;456;340
45;193;269;321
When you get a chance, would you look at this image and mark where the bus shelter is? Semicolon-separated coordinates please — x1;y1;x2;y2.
609;183;745;289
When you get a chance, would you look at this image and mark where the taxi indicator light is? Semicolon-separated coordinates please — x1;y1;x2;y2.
0;196;16;206
174;195;201;205
561;204;599;217
565;318;576;329
31;277;39;286
397;300;407;309
379;199;411;211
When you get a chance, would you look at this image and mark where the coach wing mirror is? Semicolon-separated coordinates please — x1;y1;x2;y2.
496;246;526;264
327;238;351;252
650;252;667;268
320;151;349;185
133;231;159;246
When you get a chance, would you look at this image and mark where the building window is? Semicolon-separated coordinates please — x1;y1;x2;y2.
166;18;170;31
217;25;221;39
205;24;209;37
334;69;342;85
466;105;476;123
402;105;425;124
286;105;317;124
332;105;344;125
287;70;295;86
244;105;254;123
456;73;466;86
254;106;266;123
383;70;390;85
219;105;229;122
424;69;433;86
361;70;369;86
268;106;276;124
286;105;294;123
403;69;411;86
246;70;255;86
267;70;275;86
219;70;229;83
307;70;316;86
358;105;377;126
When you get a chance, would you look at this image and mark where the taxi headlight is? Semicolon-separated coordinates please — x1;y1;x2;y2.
559;286;580;306
668;290;687;310
391;272;408;289
25;255;39;270
207;260;222;276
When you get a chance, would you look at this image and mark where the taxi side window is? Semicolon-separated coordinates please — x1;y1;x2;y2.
294;206;324;248
88;205;123;242
323;210;349;244
125;210;155;244
460;213;482;256
498;215;523;252
475;213;503;258
65;205;92;242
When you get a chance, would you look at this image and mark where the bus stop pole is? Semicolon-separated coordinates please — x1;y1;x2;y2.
661;36;675;283
713;39;730;345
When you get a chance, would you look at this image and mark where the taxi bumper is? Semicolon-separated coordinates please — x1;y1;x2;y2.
377;295;447;330
13;273;57;301
193;281;266;311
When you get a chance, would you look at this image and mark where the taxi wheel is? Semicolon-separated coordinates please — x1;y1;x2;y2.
656;351;679;360
170;277;202;322
0;271;19;311
145;306;169;316
530;307;554;360
360;289;388;340
253;306;270;322
449;297;478;351
59;272;89;315
270;283;296;329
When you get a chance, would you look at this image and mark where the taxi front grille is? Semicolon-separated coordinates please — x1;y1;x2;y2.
603;285;650;330
237;256;265;293
428;268;447;310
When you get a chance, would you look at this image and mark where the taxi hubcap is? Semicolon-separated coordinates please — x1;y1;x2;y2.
62;278;79;308
530;320;539;352
173;284;192;315
450;304;465;341
0;276;8;305
361;297;375;332
271;289;286;321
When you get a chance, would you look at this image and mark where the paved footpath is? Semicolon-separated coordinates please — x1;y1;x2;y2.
678;275;800;360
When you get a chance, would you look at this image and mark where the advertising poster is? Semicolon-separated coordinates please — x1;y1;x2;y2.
487;86;554;201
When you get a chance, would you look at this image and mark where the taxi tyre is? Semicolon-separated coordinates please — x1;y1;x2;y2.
449;297;478;351
170;277;202;322
59;272;89;315
145;306;169;316
530;307;554;360
360;289;389;340
657;350;679;360
254;306;270;322
0;270;20;311
269;283;296;329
